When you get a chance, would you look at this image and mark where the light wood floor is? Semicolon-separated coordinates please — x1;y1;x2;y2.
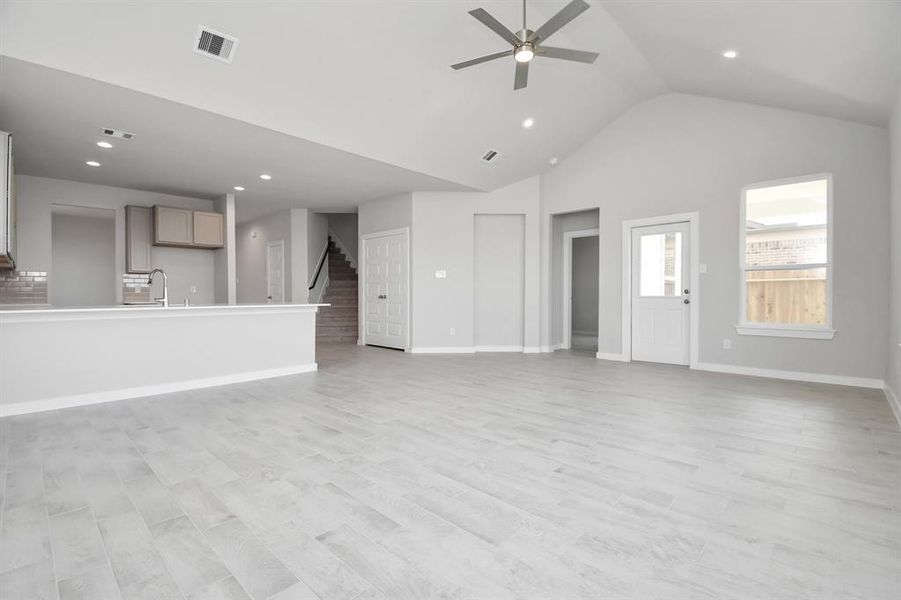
1;344;899;599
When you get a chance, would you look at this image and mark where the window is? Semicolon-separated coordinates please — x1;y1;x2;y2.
738;174;834;339
639;231;682;297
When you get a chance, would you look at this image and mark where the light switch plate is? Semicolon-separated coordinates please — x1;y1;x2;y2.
699;263;708;274
435;270;447;279
722;338;732;350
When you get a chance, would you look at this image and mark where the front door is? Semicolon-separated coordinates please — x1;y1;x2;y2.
266;240;285;303
364;231;407;349
631;222;690;365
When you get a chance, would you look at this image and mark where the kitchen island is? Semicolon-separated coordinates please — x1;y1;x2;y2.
0;303;326;416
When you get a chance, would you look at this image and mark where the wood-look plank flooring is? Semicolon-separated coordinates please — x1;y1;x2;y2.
1;343;899;599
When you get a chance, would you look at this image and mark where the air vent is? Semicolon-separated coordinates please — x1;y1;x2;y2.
481;149;501;163
101;128;135;141
193;26;238;63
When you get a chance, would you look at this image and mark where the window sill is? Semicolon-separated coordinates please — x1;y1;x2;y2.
735;324;835;340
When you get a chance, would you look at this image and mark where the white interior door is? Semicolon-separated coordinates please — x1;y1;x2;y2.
364;231;407;349
266;240;285;304
631;222;690;365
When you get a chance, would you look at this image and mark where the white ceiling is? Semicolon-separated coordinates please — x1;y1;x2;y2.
0;1;898;218
603;0;901;126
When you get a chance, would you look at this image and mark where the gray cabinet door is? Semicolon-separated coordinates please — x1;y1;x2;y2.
153;206;194;246
193;211;224;248
126;205;153;273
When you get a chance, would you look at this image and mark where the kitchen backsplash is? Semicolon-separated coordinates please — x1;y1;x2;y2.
123;274;151;303
0;270;49;305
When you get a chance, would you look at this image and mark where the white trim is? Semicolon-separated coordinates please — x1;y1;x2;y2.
695;361;883;389
736;324;835;339
409;347;476;354
266;239;285;304
622;212;700;368
474;345;524;352
523;346;544;354
328;227;358;270
738;173;833;337
884;385;901;427
359;227;411;351
0;363;318;417
596;352;628;362
562;228;599;350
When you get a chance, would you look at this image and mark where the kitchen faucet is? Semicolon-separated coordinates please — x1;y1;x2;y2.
147;269;169;307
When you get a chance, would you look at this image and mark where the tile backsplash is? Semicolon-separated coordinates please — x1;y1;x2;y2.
123;273;151;303
0;271;49;305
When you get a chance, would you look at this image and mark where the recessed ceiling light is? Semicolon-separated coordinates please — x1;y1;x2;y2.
233;186;245;191
259;173;272;180
721;49;738;59
522;118;535;129
85;160;101;167
96;141;113;149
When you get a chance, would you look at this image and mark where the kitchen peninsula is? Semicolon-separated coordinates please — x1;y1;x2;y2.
0;303;325;416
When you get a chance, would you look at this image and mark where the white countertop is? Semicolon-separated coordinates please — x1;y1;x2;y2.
0;303;329;322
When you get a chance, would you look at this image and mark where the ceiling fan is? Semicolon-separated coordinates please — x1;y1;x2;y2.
451;0;599;90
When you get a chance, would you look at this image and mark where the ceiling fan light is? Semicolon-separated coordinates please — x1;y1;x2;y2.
514;44;534;63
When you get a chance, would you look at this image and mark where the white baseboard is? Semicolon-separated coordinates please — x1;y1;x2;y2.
596;352;629;362
0;363;318;417
694;362;884;389
884;385;901;427
523;346;544;354
573;330;598;337
474;345;523;353
409;347;476;354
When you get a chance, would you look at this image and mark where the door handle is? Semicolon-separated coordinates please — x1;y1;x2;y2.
683;289;690;294
683;299;690;304
378;294;387;299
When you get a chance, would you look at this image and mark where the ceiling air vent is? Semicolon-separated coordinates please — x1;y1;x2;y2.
101;128;135;140
481;149;501;163
193;26;238;63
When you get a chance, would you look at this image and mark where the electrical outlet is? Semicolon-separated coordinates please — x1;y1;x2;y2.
449;328;456;336
190;285;198;294
722;338;732;350
435;270;447;279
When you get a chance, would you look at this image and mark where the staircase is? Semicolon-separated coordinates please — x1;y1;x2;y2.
316;238;358;343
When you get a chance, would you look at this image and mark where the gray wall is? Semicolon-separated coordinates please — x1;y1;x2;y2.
307;211;329;280
541;93;890;379
888;86;901;400
549;210;599;345
411;178;541;350
236;210;292;304
50;209;116;306
326;213;358;263
16;175;217;305
571;235;599;335
474;214;525;348
359;192;412;235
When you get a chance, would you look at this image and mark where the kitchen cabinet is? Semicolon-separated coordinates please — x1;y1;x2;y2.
153;206;194;247
0;131;16;270
192;211;224;247
125;205;152;273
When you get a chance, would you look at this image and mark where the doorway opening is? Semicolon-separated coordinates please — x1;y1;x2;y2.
51;204;116;307
551;209;599;354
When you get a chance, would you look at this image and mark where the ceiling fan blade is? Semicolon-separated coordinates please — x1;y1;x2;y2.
451;50;512;70
530;0;590;43
537;46;599;64
469;8;521;46
514;60;529;90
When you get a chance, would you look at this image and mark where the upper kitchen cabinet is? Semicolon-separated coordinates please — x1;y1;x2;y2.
125;205;152;273
193;211;224;247
152;205;224;249
153;205;194;247
0;131;17;270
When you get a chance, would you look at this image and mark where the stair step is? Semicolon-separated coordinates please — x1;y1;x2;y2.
329;280;357;288
316;336;358;343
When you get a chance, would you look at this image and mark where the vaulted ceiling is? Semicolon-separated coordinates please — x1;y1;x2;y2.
1;1;898;220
